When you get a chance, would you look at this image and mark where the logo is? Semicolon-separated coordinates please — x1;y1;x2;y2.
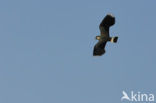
121;91;155;102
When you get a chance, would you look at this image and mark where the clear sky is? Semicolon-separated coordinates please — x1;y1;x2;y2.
0;0;156;103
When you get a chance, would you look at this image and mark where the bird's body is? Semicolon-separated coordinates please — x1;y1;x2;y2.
93;14;118;56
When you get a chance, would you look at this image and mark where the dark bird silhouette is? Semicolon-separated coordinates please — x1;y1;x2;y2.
93;14;118;56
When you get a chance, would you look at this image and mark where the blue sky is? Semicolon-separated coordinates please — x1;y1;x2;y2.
0;0;156;103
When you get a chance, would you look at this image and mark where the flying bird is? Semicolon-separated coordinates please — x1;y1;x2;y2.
93;14;118;56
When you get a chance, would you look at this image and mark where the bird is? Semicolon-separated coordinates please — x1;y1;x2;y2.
121;91;131;101
93;14;118;56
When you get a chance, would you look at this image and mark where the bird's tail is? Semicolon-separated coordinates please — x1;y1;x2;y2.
110;36;118;43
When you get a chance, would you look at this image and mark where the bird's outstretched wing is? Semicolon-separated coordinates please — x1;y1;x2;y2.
99;14;115;36
93;41;107;56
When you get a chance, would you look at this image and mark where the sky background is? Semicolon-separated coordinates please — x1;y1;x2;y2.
0;0;156;103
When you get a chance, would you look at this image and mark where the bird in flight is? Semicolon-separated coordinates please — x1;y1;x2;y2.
93;14;118;56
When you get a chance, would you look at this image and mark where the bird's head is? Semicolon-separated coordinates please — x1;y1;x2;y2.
95;36;101;40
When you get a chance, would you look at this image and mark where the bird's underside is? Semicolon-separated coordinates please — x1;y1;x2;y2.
93;14;118;56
